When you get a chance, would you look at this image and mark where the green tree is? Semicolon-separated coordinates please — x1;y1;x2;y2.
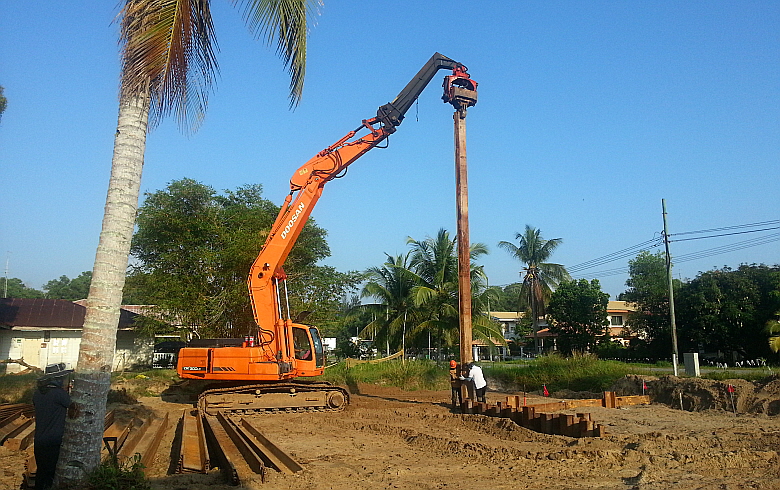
498;225;570;352
619;250;675;357
406;229;502;357
547;279;610;354
677;265;780;359
0;85;7;123
360;253;418;355
489;282;524;311
63;1;317;480
43;272;92;300
768;314;780;354
2;278;43;298
126;179;353;338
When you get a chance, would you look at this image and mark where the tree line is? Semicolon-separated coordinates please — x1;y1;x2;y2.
8;202;779;363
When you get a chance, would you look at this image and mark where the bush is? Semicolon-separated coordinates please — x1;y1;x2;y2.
487;353;639;393
64;453;150;490
321;359;449;391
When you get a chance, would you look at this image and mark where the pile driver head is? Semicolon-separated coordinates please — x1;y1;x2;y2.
442;65;478;111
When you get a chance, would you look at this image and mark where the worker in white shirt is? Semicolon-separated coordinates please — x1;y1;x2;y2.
460;362;487;403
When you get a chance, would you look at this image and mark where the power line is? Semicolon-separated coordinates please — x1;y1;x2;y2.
669;219;780;237
496;219;779;286
567;238;661;273
669;226;780;242
673;232;780;264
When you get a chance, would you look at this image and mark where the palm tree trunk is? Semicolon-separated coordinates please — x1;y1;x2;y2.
57;91;149;484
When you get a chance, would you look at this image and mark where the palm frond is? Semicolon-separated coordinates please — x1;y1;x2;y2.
234;0;320;106
120;0;219;132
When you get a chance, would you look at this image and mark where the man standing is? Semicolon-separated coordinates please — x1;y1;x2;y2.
449;360;462;409
461;362;487;403
33;363;72;490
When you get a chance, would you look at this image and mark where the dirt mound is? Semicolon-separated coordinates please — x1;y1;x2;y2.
613;374;780;415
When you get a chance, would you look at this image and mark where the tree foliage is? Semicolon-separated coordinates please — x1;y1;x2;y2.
676;265;780;359
43;272;92;300
488;283;524;312
498;225;570;351
2;278;43;298
360;229;504;358
127;179;357;338
619;250;675;356
547;279;610;354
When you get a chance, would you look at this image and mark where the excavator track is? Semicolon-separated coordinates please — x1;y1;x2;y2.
197;381;349;415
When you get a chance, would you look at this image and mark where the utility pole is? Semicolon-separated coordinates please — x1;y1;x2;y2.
443;68;478;371
3;252;9;298
662;199;680;376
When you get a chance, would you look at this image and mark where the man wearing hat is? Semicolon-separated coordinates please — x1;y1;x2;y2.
448;360;462;409
33;363;72;490
460;361;487;403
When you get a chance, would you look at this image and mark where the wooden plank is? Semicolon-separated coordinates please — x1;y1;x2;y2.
615;395;651;407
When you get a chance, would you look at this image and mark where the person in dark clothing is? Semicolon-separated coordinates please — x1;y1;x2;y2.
33;365;72;490
449;360;462;408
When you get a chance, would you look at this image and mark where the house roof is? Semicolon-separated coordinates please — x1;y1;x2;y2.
0;298;138;330
490;311;524;321
607;300;637;312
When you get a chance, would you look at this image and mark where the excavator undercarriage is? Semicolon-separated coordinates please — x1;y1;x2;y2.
197;381;349;415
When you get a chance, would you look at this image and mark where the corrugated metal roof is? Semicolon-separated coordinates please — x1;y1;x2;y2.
0;298;138;329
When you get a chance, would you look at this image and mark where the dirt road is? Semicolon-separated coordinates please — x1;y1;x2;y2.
2;379;779;490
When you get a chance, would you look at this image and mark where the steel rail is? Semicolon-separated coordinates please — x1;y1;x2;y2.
238;417;303;474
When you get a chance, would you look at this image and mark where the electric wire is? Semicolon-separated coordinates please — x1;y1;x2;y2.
669;225;780;242
668;219;780;237
567;238;661;273
497;219;779;286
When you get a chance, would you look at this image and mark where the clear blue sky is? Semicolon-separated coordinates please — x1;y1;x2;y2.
1;1;778;300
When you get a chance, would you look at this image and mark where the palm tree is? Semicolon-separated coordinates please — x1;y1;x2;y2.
407;229;504;359
498;225;570;353
360;254;418;357
768;314;780;353
407;229;459;358
58;1;317;483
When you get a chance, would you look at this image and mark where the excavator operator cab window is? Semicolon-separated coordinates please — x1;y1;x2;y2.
292;327;313;361
309;327;325;368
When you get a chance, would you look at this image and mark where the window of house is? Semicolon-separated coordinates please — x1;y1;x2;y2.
610;316;623;326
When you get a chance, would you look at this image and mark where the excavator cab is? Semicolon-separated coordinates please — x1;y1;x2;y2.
292;325;325;373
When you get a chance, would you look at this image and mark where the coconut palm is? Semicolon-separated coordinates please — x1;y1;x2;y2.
768;314;780;353
498;225;570;352
360;254;418;356
58;1;317;483
407;229;504;358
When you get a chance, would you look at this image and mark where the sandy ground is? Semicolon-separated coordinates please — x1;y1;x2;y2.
2;377;780;490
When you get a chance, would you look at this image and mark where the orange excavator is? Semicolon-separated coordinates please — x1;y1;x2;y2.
176;53;477;415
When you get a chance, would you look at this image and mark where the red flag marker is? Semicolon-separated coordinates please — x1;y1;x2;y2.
543;385;549;397
642;381;647;394
727;384;735;393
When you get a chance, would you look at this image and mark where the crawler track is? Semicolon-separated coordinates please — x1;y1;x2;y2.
198;381;349;415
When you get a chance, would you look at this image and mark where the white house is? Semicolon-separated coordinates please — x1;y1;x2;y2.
0;298;154;372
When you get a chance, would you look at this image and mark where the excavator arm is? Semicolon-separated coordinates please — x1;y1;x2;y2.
247;53;477;369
